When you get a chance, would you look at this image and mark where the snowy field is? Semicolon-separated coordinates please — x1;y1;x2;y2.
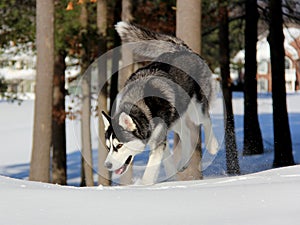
0;92;300;224
1;166;300;225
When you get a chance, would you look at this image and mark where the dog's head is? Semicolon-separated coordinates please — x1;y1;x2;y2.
101;111;146;176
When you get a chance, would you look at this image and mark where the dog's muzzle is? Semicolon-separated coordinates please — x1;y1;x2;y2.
104;156;133;175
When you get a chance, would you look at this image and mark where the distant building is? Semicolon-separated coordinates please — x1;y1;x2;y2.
0;43;36;97
0;42;81;98
232;27;300;92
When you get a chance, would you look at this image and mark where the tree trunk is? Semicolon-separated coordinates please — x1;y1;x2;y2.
243;0;264;155
81;68;94;186
110;0;121;114
176;0;201;53
218;0;240;175
52;50;67;185
80;3;94;186
119;0;134;185
97;0;111;186
175;0;203;181
30;0;54;183
268;0;295;167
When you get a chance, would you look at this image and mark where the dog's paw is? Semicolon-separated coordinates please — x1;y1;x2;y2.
133;179;144;186
133;179;154;186
207;136;219;155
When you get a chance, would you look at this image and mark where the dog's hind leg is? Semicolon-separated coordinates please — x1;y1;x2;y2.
176;117;198;172
189;99;218;155
199;107;219;155
141;143;165;185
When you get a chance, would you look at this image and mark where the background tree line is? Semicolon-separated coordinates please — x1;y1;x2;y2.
0;0;298;186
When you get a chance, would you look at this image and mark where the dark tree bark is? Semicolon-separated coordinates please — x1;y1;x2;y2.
218;0;240;175
243;0;264;155
30;0;54;182
110;0;121;114
268;0;295;167
52;50;67;185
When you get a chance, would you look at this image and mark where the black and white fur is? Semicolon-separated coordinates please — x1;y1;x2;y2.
102;22;218;184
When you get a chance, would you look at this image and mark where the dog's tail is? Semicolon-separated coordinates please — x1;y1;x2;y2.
115;21;192;59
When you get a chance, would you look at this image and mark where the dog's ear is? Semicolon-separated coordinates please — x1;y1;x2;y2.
119;112;137;132
101;111;111;131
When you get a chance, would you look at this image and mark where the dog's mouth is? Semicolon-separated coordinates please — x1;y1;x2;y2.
114;155;133;175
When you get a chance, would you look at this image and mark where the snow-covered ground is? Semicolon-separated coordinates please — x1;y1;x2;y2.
0;92;299;224
1;165;300;225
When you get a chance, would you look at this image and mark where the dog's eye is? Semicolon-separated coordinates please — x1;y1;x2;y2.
116;144;123;149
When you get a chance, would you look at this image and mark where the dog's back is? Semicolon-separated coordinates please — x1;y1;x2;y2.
114;22;215;127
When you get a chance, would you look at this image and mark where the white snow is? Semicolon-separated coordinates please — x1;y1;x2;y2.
0;93;300;224
0;166;300;225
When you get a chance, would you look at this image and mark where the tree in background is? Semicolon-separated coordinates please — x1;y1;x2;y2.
0;77;8;98
0;0;35;48
268;0;295;167
110;0;122;114
52;49;67;185
79;1;94;187
97;0;111;186
243;0;264;155
132;0;176;34
175;0;203;181
202;0;245;71
30;0;55;182
53;0;95;185
119;0;135;185
53;0;110;186
0;1;35;103
51;0;82;185
218;0;240;175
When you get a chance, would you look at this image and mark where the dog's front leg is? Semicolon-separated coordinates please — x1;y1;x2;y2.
141;143;165;185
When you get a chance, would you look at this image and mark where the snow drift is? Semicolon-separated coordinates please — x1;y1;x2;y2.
1;165;300;225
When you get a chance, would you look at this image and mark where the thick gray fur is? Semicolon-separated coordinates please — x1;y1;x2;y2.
115;21;215;109
102;22;218;185
115;21;192;59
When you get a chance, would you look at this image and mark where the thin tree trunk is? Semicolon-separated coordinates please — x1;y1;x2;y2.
175;0;202;181
80;2;94;186
81;68;94;186
118;0;134;186
30;0;54;183
268;0;295;167
243;0;264;155
218;0;240;175
97;0;111;186
110;0;121;114
52;50;67;185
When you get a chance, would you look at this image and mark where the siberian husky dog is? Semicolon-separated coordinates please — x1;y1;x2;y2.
102;22;219;185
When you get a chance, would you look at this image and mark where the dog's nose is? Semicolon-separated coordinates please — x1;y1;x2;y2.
104;161;113;169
